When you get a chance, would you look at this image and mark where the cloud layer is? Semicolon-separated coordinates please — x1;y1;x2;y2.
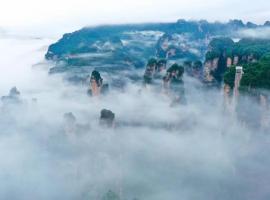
0;35;270;200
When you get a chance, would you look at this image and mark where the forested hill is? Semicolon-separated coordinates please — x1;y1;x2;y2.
45;19;269;73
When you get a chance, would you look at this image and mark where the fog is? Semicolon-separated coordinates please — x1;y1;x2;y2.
238;27;270;39
0;36;270;200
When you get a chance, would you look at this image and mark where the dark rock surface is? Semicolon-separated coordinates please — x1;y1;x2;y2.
99;109;115;128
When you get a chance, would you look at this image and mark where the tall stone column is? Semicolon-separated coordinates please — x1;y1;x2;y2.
227;57;232;67
233;66;244;102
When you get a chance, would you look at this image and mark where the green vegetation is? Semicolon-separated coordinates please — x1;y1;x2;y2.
147;58;157;67
233;39;270;60
224;53;270;90
207;37;270;85
193;60;203;69
205;37;234;60
167;63;184;77
206;38;270;62
241;53;270;90
223;66;236;88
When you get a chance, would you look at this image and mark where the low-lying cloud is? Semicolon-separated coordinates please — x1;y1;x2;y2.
238;27;270;39
0;36;270;200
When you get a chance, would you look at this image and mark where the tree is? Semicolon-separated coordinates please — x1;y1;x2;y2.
205;37;234;60
240;53;270;90
193;60;203;69
224;53;270;90
224;66;236;89
147;58;157;67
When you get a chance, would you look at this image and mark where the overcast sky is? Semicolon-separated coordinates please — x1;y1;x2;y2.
0;0;269;36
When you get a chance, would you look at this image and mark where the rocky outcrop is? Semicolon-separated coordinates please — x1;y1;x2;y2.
203;58;219;82
143;58;167;85
203;38;270;84
143;58;157;84
227;57;232;67
228;19;245;30
87;70;109;96
205;55;238;81
184;60;203;79
99;109;115;128
156;33;201;60
163;64;186;105
246;22;258;29
1;87;21;104
233;66;244;101
223;53;270;131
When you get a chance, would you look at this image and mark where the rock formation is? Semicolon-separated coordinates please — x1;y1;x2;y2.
184;60;203;79
143;58;157;85
1;87;22;104
154;59;167;78
87;70;109;96
143;58;167;85
156;33;201;60
99;109;115;128
203;38;270;85
223;58;270;130
163;64;186;105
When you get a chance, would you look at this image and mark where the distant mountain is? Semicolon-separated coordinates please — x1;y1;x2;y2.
264;21;270;27
45;19;269;85
46;19;270;60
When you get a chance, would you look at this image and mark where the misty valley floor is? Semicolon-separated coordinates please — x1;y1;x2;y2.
0;37;270;200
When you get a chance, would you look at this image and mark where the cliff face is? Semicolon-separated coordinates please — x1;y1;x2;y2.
162;64;186;105
203;38;270;84
87;70;109;96
204;58;219;82
221;52;270;130
183;60;203;79
143;58;167;86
